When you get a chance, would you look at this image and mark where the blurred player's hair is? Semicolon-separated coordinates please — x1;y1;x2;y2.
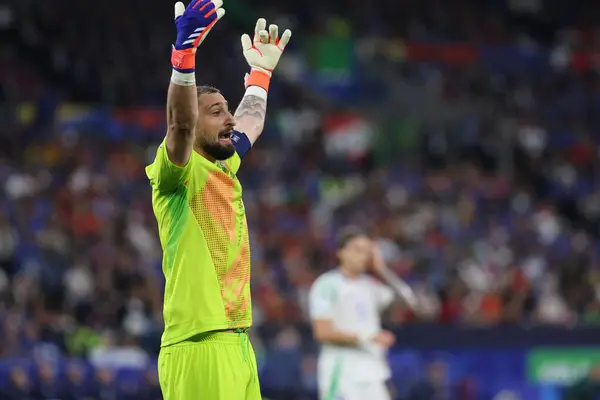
196;85;220;99
335;225;368;249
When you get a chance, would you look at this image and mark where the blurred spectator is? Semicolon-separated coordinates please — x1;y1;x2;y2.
139;367;162;400
89;331;149;370
93;368;118;400
2;367;31;399
405;360;449;400
32;360;68;399
0;214;17;279
65;361;96;400
261;326;303;400
563;364;600;400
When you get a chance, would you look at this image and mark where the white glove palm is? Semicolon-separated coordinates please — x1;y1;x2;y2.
241;18;292;76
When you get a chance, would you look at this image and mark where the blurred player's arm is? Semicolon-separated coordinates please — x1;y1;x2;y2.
312;319;394;348
308;276;393;348
311;319;361;347
371;245;419;311
235;18;292;146
376;265;418;310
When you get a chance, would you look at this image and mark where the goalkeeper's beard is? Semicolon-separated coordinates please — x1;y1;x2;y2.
200;138;236;161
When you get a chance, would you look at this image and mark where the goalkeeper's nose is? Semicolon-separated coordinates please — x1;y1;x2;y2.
225;110;235;127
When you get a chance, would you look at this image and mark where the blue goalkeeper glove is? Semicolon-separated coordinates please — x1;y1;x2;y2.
171;0;225;73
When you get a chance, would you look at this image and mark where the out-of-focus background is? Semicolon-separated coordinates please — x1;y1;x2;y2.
2;0;600;399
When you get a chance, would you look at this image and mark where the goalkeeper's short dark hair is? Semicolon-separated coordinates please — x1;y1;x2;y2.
335;225;368;250
197;85;220;99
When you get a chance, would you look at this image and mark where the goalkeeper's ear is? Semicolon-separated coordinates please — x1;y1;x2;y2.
174;1;185;19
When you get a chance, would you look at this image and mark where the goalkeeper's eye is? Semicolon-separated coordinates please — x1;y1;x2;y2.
212;110;221;116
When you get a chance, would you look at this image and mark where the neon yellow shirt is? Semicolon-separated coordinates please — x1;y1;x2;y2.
146;142;252;347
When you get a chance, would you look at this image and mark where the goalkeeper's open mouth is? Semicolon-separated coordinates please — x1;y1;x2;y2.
218;130;233;146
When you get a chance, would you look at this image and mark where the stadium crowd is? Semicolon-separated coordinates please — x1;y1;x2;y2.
2;0;600;398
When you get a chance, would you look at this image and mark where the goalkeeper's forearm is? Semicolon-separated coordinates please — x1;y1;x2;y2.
234;88;267;144
165;63;199;167
234;72;269;144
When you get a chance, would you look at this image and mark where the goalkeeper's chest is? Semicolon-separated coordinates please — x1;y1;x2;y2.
188;166;245;218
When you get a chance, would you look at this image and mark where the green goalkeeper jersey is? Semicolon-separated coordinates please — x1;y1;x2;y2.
146;142;252;347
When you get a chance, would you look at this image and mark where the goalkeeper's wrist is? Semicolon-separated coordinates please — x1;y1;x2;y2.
171;70;196;86
171;47;196;73
171;47;196;86
245;68;271;92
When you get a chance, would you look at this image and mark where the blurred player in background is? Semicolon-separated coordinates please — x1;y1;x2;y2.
145;1;291;399
309;226;421;400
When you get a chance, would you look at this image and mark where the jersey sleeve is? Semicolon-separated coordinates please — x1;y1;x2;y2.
145;139;193;193
370;278;395;310
308;275;337;320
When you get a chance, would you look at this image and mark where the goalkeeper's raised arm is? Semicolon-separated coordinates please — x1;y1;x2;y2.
166;0;225;167
233;18;292;144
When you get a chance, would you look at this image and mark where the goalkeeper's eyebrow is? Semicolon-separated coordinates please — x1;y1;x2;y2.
208;101;228;110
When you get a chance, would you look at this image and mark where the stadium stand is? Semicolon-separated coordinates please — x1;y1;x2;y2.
2;0;600;398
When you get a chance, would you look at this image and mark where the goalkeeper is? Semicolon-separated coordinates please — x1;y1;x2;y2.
145;1;291;399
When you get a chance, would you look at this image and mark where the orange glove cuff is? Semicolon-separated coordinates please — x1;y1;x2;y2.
245;69;271;91
171;48;196;72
